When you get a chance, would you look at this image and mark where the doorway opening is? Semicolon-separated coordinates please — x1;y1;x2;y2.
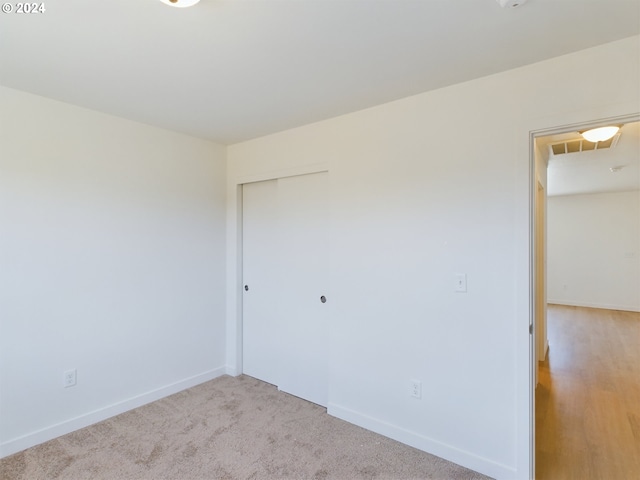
530;115;640;479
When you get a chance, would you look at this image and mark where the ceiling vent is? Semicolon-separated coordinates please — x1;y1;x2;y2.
548;133;621;156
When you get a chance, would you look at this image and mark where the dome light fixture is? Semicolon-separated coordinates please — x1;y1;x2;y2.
496;0;528;8
581;126;620;143
160;0;201;7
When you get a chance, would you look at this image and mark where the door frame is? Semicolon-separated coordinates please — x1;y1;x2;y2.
526;112;639;479
534;179;546;387
227;162;329;377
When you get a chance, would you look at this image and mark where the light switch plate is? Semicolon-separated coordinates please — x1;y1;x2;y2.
455;273;467;293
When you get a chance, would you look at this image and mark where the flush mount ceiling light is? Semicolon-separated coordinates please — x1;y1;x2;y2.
160;0;200;7
581;126;620;143
496;0;528;8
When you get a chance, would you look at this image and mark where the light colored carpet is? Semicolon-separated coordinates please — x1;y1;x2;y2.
0;375;491;480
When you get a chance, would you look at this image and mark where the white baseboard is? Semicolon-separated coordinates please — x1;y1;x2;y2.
328;403;516;480
0;367;226;459
548;300;640;313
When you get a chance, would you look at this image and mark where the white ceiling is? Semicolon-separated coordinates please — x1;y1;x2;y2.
541;122;640;197
1;0;639;144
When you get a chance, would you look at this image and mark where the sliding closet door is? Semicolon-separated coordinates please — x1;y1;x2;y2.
242;179;280;386
276;172;329;407
242;172;329;407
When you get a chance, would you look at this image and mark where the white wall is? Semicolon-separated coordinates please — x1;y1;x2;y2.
547;191;640;311
226;36;640;479
0;86;228;457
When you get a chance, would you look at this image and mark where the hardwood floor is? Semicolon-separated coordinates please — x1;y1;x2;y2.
536;305;640;480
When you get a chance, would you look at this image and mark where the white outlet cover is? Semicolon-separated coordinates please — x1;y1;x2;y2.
410;379;422;399
64;369;77;388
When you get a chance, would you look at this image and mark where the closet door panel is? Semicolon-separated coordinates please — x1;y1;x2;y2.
242;179;280;386
276;172;329;406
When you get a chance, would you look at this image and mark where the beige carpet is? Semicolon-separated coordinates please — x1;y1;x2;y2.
0;375;491;480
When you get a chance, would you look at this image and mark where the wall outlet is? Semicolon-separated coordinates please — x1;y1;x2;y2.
63;369;77;388
455;273;467;293
410;379;422;399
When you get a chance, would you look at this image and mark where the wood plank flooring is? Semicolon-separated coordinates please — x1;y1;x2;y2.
536;305;640;480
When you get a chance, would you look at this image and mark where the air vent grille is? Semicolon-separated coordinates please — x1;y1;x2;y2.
549;133;620;156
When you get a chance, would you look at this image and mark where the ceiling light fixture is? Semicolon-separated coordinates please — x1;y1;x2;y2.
160;0;200;7
496;0;528;8
581;126;620;143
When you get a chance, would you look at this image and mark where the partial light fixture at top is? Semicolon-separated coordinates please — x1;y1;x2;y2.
581;126;620;143
496;0;528;8
160;0;200;7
